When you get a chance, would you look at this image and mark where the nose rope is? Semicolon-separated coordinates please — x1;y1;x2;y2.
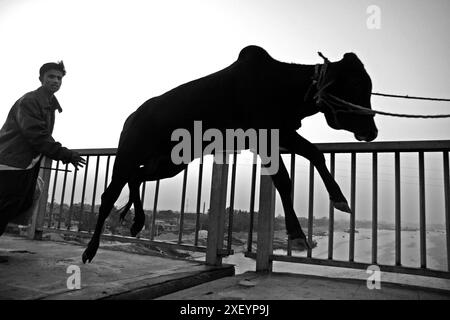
311;52;450;119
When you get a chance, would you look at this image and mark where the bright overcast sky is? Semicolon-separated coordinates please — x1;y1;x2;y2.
0;0;449;223
1;0;449;148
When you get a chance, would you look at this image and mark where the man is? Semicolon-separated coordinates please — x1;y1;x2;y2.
0;61;86;237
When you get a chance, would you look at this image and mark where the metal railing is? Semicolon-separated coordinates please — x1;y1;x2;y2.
29;149;234;266
28;140;450;279
245;140;450;279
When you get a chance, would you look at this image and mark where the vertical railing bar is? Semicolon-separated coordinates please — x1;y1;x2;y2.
79;156;89;231
194;157;204;246
89;156;100;234
372;152;378;264
290;154;296;200
419;151;427;269
141;182;147;210
57;163;69;229
178;168;188;244
227;152;237;252
328;153;335;260
349;152;356;262
247;155;258;253
307;162;314;258
102;154;111;234
150;180;160;240
287;154;296;256
395;152;402;266
443;151;450;272
48;161;60;228
67;166;78;231
104;155;111;193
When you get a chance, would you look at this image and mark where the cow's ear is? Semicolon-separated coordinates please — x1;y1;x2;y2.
342;52;364;69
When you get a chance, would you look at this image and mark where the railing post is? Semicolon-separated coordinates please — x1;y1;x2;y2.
28;157;52;240
256;173;275;272
419;151;427;269
443;151;450;272
206;160;229;266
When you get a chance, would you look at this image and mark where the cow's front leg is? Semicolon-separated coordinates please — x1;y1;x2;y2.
265;157;311;250
280;131;352;214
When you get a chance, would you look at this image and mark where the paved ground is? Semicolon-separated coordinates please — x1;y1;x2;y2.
158;271;450;300
1;234;449;300
0;235;233;300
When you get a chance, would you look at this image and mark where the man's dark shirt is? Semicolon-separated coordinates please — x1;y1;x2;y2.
0;87;73;168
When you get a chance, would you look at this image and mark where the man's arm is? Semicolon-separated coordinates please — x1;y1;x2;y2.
15;98;85;168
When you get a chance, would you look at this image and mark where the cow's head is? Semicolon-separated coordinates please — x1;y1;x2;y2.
317;53;378;142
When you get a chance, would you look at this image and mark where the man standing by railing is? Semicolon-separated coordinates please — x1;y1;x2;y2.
0;61;86;237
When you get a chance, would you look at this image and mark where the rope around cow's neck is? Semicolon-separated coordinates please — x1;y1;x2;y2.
313;53;450;119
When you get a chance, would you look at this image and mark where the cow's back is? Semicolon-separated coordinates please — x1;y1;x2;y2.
117;46;296;159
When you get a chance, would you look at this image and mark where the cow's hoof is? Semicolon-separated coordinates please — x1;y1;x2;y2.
333;201;352;214
130;221;144;237
289;237;312;251
82;240;99;264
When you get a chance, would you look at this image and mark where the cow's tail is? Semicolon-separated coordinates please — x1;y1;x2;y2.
117;197;133;223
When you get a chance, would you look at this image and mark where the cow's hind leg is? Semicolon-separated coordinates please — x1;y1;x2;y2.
116;182;145;225
116;167;150;237
82;177;127;263
128;176;145;237
121;156;188;237
118;199;133;223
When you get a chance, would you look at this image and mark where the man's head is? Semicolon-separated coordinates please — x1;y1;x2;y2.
39;61;66;95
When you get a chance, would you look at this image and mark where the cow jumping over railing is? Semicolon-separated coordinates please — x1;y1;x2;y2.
82;45;378;263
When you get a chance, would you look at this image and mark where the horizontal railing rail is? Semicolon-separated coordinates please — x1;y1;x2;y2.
313;140;450;153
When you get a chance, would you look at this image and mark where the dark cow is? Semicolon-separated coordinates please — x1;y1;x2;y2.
82;45;377;263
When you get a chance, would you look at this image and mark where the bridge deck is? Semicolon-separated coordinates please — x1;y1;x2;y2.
0;234;233;300
159;270;450;300
1;234;449;300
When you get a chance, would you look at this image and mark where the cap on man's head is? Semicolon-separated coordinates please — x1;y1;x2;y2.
39;61;66;78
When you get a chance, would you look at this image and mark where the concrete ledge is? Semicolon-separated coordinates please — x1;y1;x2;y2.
103;267;235;300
